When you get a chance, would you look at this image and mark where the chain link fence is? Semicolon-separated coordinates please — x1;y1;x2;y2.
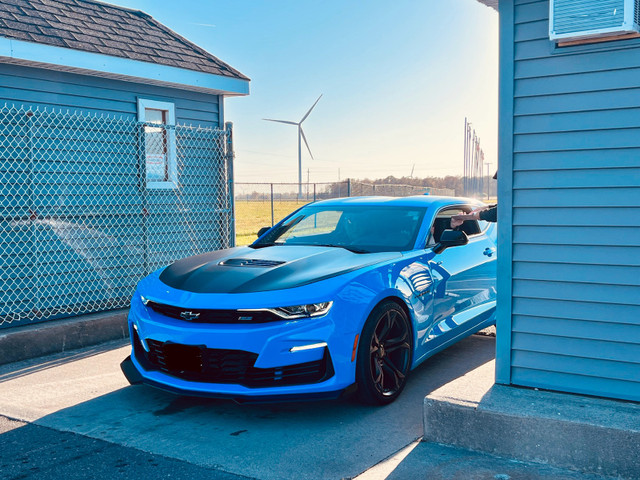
0;105;233;328
234;181;454;245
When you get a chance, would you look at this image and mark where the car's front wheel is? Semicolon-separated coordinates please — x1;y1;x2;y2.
356;301;412;405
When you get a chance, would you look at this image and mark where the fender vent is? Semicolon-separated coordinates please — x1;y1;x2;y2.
218;258;285;267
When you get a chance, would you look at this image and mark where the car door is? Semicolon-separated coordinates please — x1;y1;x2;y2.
424;205;497;348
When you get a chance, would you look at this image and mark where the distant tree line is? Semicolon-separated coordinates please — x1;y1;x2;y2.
322;175;465;197
235;175;470;200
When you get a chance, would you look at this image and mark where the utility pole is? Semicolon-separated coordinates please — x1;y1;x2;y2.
298;128;302;198
485;162;493;199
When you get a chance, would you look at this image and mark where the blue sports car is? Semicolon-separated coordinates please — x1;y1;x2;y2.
121;196;497;404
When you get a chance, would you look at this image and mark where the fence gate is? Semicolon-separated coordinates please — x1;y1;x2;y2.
0;106;234;328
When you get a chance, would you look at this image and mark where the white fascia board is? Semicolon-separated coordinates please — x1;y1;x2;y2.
0;37;250;96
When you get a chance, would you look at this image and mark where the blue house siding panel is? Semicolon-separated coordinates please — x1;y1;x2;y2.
515;68;640;97
0;64;220;129
0;63;229;327
501;0;640;401
514;108;640;134
513;168;640;188
514;36;640;75
515;0;549;24
514;262;640;286
515;88;640;115
514;225;640;246
512;315;640;341
511;369;640;403
515;19;548;43
513;332;640;367
513;244;640;266
514;187;639;206
513;279;640;306
514;148;640;170
513;297;640;324
514;206;640;227
513;352;640;385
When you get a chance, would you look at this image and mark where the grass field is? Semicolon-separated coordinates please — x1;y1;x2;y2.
235;199;306;246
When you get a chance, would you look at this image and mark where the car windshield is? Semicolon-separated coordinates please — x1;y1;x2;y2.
251;205;427;253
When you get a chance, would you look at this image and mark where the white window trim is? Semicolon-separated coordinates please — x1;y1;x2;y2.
138;98;177;190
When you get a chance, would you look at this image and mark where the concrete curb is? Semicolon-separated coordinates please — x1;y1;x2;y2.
423;364;640;479
0;309;129;366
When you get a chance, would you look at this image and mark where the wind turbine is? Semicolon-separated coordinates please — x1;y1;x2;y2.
264;94;322;198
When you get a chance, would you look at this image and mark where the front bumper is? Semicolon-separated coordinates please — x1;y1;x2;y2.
120;355;350;403
125;292;361;400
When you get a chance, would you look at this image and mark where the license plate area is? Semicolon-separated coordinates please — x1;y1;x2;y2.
163;343;203;372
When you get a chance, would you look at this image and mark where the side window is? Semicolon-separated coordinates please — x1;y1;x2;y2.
426;206;481;247
138;99;177;189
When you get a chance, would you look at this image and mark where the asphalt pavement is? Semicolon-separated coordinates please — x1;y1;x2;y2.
0;334;615;480
0;416;248;480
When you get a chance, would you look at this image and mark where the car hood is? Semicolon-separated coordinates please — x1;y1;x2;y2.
158;245;401;294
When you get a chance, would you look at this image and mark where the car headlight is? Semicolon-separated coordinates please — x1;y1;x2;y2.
273;302;333;319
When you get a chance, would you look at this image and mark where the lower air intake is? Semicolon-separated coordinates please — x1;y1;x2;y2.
133;332;333;388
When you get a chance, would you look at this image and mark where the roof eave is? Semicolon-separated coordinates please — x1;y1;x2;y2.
476;0;498;11
0;37;250;96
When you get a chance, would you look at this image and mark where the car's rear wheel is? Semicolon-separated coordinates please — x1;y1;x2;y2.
356;301;412;405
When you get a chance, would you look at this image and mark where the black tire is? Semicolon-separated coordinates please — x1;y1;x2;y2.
356;301;413;405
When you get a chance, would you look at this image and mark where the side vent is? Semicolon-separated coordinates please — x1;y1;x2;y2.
550;0;640;42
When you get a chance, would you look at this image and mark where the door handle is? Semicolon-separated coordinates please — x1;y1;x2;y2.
483;248;496;257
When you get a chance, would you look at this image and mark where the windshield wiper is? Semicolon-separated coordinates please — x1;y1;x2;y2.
249;242;279;249
315;244;370;254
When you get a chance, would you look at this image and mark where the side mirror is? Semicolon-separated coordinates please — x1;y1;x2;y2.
433;229;468;254
257;226;270;238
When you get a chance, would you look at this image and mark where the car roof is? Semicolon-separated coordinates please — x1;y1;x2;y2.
309;195;483;209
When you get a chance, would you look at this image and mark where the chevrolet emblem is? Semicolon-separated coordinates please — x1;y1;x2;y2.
180;311;200;321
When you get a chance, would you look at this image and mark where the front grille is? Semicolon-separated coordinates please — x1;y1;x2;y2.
133;331;333;388
146;301;282;324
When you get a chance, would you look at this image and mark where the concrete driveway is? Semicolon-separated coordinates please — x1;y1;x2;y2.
0;335;495;480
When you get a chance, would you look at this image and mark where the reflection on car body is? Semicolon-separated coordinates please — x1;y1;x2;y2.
121;195;497;405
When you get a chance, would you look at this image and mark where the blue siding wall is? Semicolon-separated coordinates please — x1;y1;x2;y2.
501;0;640;401
0;63;228;327
0;64;221;126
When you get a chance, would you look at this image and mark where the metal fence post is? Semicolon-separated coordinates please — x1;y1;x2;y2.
225;121;236;247
137;120;150;276
270;183;274;226
25;110;39;317
313;183;316;202
347;178;351;197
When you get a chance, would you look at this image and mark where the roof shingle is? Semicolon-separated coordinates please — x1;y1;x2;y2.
0;0;249;80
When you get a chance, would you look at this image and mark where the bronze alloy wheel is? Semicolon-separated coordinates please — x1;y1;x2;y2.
356;301;412;405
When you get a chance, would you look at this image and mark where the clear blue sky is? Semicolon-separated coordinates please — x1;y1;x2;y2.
110;0;499;184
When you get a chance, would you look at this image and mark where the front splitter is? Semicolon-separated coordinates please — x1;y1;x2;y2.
120;355;356;404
